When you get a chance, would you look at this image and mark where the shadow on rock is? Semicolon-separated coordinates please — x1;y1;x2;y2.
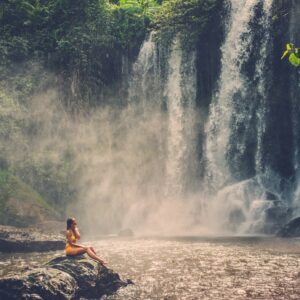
0;255;132;299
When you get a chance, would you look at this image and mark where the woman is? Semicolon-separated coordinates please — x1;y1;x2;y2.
65;217;105;265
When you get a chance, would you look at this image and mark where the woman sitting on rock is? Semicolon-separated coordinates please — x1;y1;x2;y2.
65;217;105;265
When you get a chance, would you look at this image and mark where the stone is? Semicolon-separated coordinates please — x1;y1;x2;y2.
0;225;65;252
277;217;300;237
0;255;131;300
262;202;291;234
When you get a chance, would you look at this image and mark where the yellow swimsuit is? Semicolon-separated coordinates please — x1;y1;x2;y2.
65;231;80;256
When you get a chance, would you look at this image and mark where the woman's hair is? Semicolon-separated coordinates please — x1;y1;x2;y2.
66;218;74;230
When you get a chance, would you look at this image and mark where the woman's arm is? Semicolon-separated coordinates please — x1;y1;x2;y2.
66;230;85;248
73;227;81;240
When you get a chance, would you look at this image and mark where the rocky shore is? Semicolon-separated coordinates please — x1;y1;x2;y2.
0;225;65;252
0;255;131;299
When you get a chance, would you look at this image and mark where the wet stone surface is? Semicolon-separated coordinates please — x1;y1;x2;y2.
0;255;129;300
0;225;65;252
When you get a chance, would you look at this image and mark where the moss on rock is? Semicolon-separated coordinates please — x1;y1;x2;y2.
0;169;58;227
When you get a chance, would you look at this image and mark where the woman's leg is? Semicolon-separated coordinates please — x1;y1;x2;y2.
90;247;96;255
66;247;87;256
66;246;105;264
86;247;105;264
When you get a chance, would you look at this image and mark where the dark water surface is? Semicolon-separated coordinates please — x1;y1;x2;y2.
1;237;300;299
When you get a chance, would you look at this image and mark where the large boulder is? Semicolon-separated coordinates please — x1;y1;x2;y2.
276;217;300;237
0;255;130;299
0;225;65;252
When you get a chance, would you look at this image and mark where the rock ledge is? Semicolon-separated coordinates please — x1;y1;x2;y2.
0;225;65;252
0;255;130;299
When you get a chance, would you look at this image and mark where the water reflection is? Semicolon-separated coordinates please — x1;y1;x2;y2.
1;237;300;299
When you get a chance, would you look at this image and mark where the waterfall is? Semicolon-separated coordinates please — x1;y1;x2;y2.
164;39;184;197
205;0;274;188
128;34;197;199
254;0;273;175
290;1;300;214
164;38;197;198
122;0;298;234
205;0;260;190
120;33;198;233
203;0;277;234
127;32;160;110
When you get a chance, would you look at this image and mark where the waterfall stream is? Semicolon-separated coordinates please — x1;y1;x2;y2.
121;34;198;233
164;39;185;197
87;0;298;235
128;32;160;110
127;35;197;200
205;0;262;190
254;0;273;175
202;0;279;234
290;1;300;215
164;38;197;198
123;0;290;234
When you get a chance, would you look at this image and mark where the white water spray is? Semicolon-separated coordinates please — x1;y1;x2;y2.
165;38;197;198
290;1;300;214
205;0;260;190
128;32;159;110
203;0;277;234
255;0;274;175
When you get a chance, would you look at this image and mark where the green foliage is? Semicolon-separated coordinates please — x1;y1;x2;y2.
110;4;147;51
0;0;163;90
11;157;77;215
0;0;155;105
0;169;57;226
0;86;25;153
154;0;218;45
116;0;160;18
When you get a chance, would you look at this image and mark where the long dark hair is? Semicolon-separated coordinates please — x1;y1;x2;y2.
66;218;74;230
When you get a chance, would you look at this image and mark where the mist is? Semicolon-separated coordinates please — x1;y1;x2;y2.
0;74;210;236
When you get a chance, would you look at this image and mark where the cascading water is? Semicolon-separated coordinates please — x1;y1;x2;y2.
164;39;185;197
203;0;278;234
77;0;299;235
118;33;198;233
290;1;300;215
127;32;160;110
205;0;261;190
254;0;273;176
127;33;197;199
164;39;197;198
